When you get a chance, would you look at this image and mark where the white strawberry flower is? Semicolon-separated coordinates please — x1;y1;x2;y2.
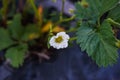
49;32;70;49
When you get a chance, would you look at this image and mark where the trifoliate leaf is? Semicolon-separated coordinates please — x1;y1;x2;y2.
5;44;28;68
0;28;15;51
8;13;24;40
76;20;118;67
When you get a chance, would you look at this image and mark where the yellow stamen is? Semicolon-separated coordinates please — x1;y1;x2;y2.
55;36;63;43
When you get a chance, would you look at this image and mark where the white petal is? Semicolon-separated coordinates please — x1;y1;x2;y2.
49;36;55;46
57;32;70;40
57;32;66;36
49;32;70;49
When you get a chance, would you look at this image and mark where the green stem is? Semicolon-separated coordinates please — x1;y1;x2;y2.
107;18;120;28
61;16;75;22
97;18;101;27
69;37;77;41
60;0;65;21
29;0;41;22
56;16;75;25
66;26;78;33
50;24;53;35
1;0;10;27
29;0;37;13
28;0;42;33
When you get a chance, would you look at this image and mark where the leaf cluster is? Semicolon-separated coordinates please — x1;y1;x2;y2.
0;14;40;67
0;0;120;68
0;0;65;68
75;0;120;67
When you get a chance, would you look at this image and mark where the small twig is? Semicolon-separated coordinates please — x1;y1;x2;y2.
29;51;50;60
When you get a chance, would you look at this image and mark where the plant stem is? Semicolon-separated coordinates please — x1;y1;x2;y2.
56;16;75;25
66;26;78;33
61;16;75;22
29;0;41;23
1;0;11;27
107;18;120;28
69;37;77;41
60;0;65;21
28;0;42;34
97;18;101;27
29;0;37;13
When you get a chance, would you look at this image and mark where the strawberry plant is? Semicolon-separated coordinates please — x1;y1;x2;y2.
0;0;120;68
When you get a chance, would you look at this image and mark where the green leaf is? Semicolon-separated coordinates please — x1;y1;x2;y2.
75;0;102;26
75;0;119;22
101;0;119;15
0;28;14;51
5;44;28;68
107;4;120;23
75;1;99;22
8;14;24;40
21;24;40;41
76;21;118;67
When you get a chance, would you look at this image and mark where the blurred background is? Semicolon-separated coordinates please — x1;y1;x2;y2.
0;0;120;80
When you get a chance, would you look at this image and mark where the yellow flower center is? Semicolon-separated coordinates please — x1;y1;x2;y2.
55;36;63;43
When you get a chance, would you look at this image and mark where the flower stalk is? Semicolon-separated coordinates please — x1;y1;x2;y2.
60;0;65;21
107;18;120;28
69;37;77;41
